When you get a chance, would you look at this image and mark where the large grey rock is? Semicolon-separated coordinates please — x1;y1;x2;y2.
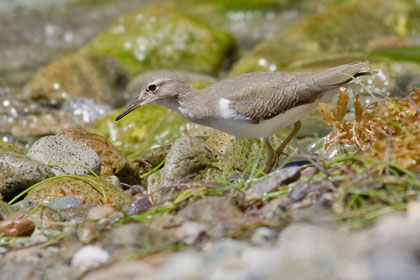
0;150;54;201
27;136;101;176
47;196;83;210
161;136;218;186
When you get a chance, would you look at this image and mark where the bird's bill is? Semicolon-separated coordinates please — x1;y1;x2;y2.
115;98;145;121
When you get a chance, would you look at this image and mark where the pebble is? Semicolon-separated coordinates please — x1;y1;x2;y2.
47;195;83;210
0;149;54;201
71;245;110;271
27;135;101;176
0;218;35;237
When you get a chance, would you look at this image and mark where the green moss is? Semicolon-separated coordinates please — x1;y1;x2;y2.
71;0;113;4
230;0;409;76
83;5;236;76
94;105;190;159
0;141;24;154
23;175;132;207
162;0;290;12
369;46;420;63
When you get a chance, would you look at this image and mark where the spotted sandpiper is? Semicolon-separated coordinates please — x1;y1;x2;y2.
116;61;375;172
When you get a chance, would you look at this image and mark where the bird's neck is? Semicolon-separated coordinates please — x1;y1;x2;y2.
156;85;198;112
156;97;180;111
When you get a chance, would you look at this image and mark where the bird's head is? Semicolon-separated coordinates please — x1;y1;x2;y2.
115;72;189;121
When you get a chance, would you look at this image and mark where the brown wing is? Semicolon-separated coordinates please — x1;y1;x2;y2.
187;61;370;122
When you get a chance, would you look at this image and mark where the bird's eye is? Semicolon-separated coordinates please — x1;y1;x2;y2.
147;84;157;92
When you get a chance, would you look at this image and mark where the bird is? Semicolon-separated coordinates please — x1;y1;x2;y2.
116;61;375;172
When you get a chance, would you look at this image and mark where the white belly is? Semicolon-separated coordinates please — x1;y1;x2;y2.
190;101;319;139
184;88;339;139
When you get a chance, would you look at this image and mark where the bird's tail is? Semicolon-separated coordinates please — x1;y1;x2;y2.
314;61;376;89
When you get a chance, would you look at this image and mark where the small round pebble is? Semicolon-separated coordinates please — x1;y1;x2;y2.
71;245;109;271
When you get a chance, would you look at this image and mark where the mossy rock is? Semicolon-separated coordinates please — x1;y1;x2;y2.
161;0;290;12
230;0;411;76
24;176;132;207
94;105;192;159
17;53;127;105
0;141;23;154
83;5;236;76
57;126;139;184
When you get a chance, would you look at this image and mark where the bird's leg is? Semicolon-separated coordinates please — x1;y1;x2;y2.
264;138;276;173
275;121;301;157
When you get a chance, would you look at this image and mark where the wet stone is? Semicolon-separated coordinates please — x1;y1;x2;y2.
83;5;236;76
0;217;35;237
47;195;83;210
27;135;101;176
23;175;132;207
178;196;243;223
289;180;336;207
0;149;54;201
161;136;219;186
57;126;138;184
18;53;127;106
247;166;301;198
125;197;153;215
0;201;13;220
102;223;177;248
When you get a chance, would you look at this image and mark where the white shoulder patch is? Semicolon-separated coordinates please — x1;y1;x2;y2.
218;98;248;120
218;98;231;117
218;98;236;119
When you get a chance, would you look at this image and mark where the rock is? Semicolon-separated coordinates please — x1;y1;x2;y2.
165;0;296;52
133;143;172;176
57;126;138;184
102;223;177;248
270;224;363;280
201;238;251;266
1;99;80;138
0;150;54;201
258;195;290;220
203;128;299;177
71;245;110;272
0;218;35;237
125;197;153;215
83;5;236;76
250;227;276;245
0;141;23;154
169;0;287;13
247;166;301;198
0;263;47;280
82;261;156;280
27;135;101;176
178;196;242;222
94;105;190;158
52;204;97;223
161;136;219;186
407;201;420;222
230;0;403;76
228;1;420;99
47;196;83;210
156;251;203;280
104;175;122;189
176;221;208;245
18;53;127;106
86;205;118;220
289;180;336;207
367;215;420;280
10;200;37;212
0;201;13;220
23;175;132;207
